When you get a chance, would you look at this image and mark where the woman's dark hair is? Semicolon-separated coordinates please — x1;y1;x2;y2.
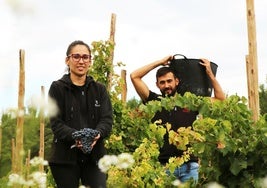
66;40;91;56
156;66;178;81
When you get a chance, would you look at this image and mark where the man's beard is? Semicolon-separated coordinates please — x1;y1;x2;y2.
161;88;177;97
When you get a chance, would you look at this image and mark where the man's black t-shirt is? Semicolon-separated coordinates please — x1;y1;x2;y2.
146;91;198;164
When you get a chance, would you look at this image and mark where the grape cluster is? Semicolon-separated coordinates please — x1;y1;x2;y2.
72;128;100;154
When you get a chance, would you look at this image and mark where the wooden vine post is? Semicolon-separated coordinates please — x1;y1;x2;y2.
246;0;259;121
13;49;25;174
39;86;45;172
25;150;31;180
11;139;15;172
107;13;116;91
108;13;127;102
121;70;127;103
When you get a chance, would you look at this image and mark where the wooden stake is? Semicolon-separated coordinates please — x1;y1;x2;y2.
11;138;15;172
108;13;116;91
246;0;259;121
109;13;116;44
14;49;25;174
39;86;45;172
121;70;127;103
246;55;252;109
25;149;31;181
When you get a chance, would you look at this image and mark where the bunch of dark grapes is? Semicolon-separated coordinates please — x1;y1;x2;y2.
72;128;100;154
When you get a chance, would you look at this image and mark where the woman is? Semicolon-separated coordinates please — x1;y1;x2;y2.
48;40;113;188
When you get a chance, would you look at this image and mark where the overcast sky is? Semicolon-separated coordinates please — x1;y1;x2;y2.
0;0;266;113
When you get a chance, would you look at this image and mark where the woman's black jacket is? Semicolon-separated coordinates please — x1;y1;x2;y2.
48;74;113;164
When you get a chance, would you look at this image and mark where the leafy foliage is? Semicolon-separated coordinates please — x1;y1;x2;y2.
105;90;267;187
259;82;267;115
106;124;177;187
0;112;16;177
1;39;267;188
0;110;45;177
89;40;115;86
147;93;267;187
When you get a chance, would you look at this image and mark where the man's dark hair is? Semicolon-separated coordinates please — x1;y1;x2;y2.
156;67;177;81
66;40;91;56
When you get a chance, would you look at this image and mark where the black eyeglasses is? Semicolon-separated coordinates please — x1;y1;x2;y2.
67;54;92;63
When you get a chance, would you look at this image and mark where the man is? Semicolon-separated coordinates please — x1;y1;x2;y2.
130;55;225;183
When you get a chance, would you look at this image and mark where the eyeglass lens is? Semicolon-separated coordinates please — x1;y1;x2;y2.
70;54;91;62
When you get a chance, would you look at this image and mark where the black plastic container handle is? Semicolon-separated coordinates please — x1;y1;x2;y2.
169;54;218;97
173;54;187;60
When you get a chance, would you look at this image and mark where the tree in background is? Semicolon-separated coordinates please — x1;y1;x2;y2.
0;108;41;178
259;77;267;115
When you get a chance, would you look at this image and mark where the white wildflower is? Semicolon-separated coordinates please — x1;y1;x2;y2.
98;155;118;173
47;96;58;117
172;179;181;186
24;179;35;186
206;182;225;188
99;153;135;172
261;176;267;188
8;173;26;186
116;153;135;169
31;171;47;188
29;156;48;166
42;160;48;166
27;95;58;117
